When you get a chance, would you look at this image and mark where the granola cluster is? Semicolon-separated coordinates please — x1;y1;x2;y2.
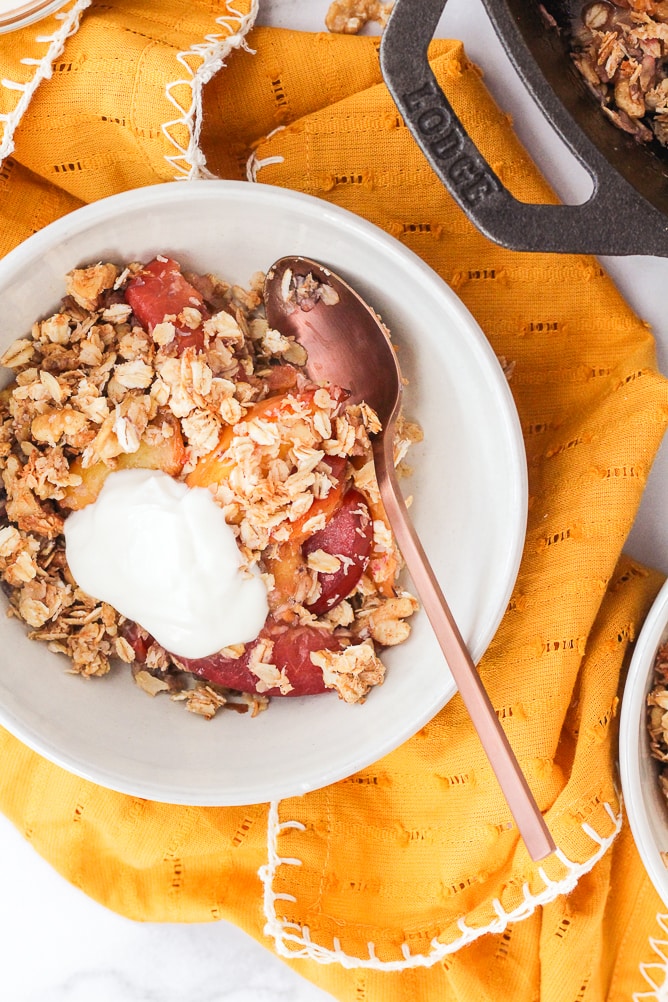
648;640;668;805
569;1;668;146
325;0;393;34
0;260;419;718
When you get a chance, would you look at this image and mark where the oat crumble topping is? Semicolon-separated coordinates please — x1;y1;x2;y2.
325;0;393;35
0;258;418;718
568;1;668;147
648;643;668;782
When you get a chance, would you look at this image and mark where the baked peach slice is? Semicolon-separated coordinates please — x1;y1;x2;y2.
61;419;186;511
186;389;346;490
175;618;345;696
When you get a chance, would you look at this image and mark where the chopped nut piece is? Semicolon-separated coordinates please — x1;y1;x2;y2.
31;407;88;446
66;263;118;311
311;640;386;702
356;593;419;646
179;307;202;330
40;314;71;345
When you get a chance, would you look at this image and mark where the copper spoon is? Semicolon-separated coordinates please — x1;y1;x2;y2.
264;256;555;862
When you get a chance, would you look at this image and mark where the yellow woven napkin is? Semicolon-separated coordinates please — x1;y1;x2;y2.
1;4;668;1000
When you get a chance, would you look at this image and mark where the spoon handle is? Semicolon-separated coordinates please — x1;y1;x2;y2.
372;434;555;862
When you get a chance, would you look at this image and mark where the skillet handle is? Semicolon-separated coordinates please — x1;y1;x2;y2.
379;0;668;257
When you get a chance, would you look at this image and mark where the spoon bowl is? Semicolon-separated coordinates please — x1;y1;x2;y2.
264;257;402;426
265;256;556;862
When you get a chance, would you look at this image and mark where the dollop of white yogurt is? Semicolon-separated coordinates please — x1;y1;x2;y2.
64;468;269;659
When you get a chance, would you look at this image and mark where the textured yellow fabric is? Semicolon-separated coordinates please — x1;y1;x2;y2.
1;5;668;1000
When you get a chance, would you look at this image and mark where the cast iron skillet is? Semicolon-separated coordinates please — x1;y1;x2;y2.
379;0;668;256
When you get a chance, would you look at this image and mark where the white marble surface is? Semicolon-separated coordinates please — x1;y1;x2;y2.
2;1;668;1000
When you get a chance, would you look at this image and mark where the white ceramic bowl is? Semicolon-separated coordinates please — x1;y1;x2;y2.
0;181;527;805
0;0;70;34
620;578;668;906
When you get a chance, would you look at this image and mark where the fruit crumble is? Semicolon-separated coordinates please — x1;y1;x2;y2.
0;257;420;718
648;638;668;800
569;1;668;147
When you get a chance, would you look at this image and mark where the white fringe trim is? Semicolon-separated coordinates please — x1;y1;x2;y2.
635;914;668;1001
259;800;622;970
246;126;285;181
0;0;91;167
162;0;259;180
